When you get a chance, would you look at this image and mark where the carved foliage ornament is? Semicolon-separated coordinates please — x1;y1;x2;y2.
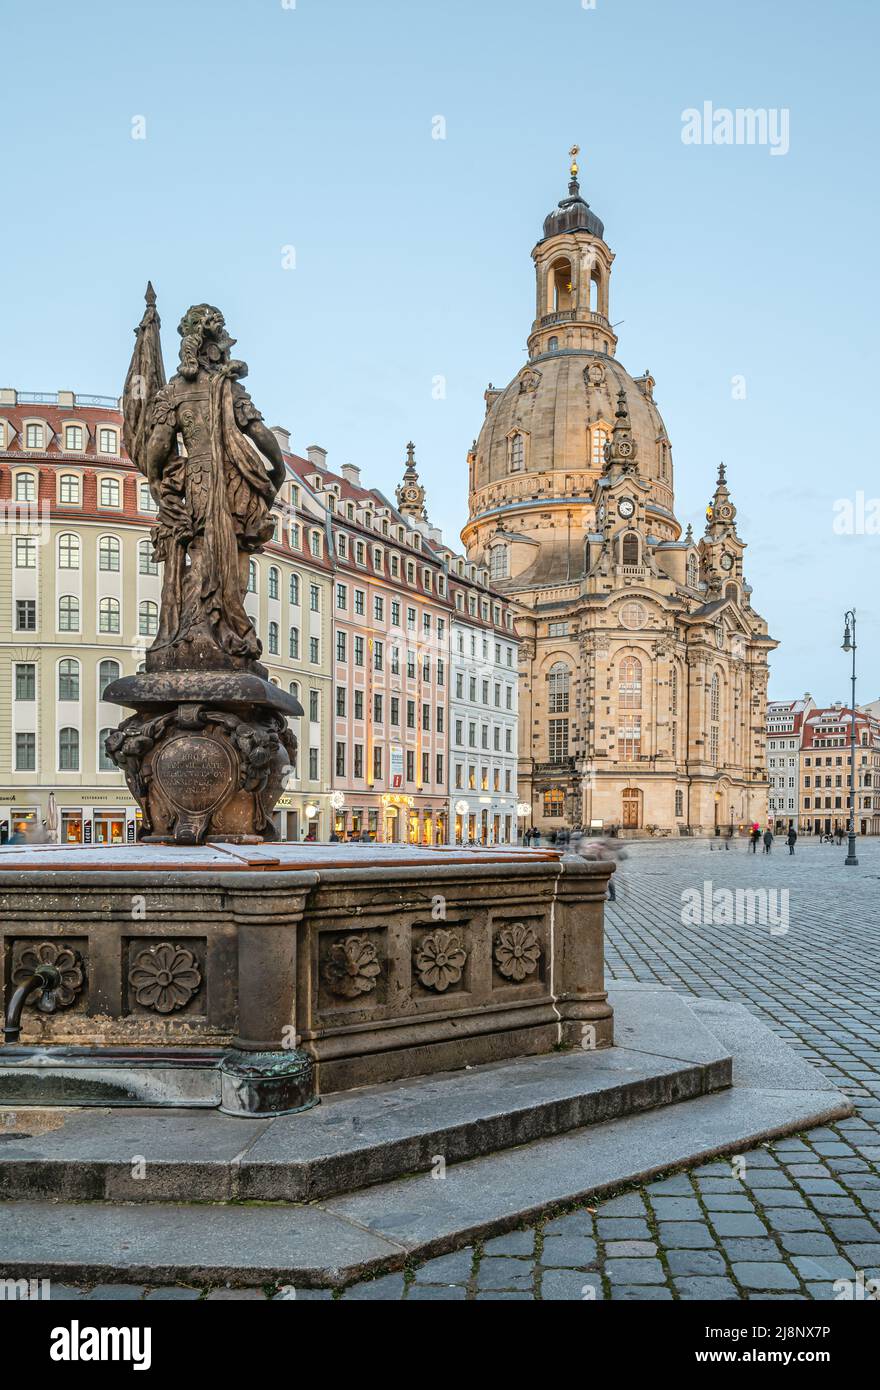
129;941;202;1014
415;929;467;993
12;940;85;1012
494;922;542;982
322;934;382;998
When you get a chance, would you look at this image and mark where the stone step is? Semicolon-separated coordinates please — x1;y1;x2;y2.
0;1074;848;1288
0;987;731;1203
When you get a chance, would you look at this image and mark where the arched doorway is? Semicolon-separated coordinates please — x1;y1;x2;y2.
622;788;641;830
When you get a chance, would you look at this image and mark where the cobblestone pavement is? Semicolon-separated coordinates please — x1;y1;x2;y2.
47;837;880;1302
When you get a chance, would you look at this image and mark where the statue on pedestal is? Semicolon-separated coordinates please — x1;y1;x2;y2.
104;286;302;844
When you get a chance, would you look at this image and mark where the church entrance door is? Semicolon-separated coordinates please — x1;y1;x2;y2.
622;789;641;830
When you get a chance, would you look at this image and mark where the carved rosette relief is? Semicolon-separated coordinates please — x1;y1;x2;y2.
322;935;382;999
414;929;467;993
12;940;85;1012
128;942;202;1014
493;922;542;982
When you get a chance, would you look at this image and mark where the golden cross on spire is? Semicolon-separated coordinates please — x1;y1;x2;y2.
569;144;580;177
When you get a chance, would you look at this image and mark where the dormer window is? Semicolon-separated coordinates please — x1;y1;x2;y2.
25;423;44;450
98;427;118;455
64;425;85;452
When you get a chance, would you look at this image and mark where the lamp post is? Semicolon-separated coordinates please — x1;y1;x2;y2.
842;611;859;867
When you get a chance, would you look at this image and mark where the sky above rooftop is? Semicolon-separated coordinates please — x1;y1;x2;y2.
1;0;877;702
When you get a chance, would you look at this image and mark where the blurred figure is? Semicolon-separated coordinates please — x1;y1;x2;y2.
576;837;625;901
787;827;797;855
749;825;761;854
763;828;774;854
8;821;28;845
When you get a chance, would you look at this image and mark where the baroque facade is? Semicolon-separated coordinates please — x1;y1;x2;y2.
462;155;776;835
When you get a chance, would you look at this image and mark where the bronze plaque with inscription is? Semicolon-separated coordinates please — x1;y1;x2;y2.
154;734;235;815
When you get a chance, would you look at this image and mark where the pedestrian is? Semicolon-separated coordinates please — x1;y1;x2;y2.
532;828;541;847
750;826;761;854
787;827;797;855
763;828;773;854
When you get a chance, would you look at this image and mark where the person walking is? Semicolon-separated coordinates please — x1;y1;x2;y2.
750;826;761;854
763;828;774;854
787;826;797;855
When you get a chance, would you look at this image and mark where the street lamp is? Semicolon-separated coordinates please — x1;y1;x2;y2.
842;611;859;867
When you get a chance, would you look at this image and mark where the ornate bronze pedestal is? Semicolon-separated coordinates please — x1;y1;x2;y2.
104;670;301;844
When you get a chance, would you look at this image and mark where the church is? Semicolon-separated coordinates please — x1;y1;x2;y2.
461;152;776;836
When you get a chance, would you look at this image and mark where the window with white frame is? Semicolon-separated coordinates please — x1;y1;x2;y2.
99;477;120;507
59;473;81;504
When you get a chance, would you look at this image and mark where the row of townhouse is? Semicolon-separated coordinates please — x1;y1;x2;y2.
766;695;880;835
0;390;519;846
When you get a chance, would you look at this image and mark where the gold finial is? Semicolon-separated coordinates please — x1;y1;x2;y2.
569;143;580;178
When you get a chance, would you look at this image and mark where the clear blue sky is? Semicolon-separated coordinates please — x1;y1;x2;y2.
1;0;877;702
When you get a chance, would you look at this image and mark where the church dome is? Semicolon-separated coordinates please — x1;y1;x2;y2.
470;351;676;527
541;176;604;242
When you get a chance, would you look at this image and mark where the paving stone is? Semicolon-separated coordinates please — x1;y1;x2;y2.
540;1236;598;1268
720;1238;782;1262
475;1258;534;1291
731;1262;801;1290
541;1269;603;1301
605;1258;666;1284
412;1250;474;1284
474;1291;532;1300
700;1193;755;1212
710;1213;769;1237
657;1222;717;1249
406;1284;467;1300
340;1274;407;1300
666;1248;728;1277
483;1230;536;1257
649;1197;703;1221
765;1208;824;1232
825;1217;880;1242
596;1218;651;1240
591;1194;646;1217
790;1255;856;1281
674;1277;740;1300
777;1232;839;1257
603;1240;657;1258
644;1176;695;1196
610;1284;674;1300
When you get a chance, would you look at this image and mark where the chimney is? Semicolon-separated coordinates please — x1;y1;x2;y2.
307;444;327;471
428;526;443;544
271;425;291;454
341;463;361;485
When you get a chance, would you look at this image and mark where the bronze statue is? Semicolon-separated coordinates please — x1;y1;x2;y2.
104;286;302;844
124;289;286;673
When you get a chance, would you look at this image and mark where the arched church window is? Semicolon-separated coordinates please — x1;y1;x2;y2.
621;532;639;566
548;662;570;714
619;657;642;709
548;336;559;353
710;672;720;723
509;433;524;473
591;427;609;468
687;554;699;588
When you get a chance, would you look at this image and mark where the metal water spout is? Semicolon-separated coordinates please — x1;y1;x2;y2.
3;965;61;1045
